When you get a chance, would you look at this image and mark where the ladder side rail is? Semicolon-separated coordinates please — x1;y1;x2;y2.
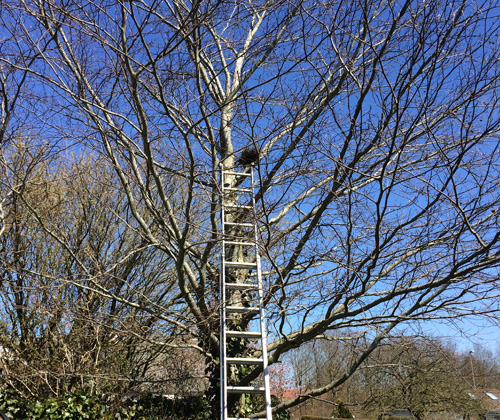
256;252;272;420
220;168;228;420
251;166;273;420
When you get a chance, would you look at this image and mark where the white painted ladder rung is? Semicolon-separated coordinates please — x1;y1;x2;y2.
226;331;261;338
224;187;253;192
226;357;264;365
227;386;265;394
225;282;259;290
225;261;257;269
224;222;254;228
224;204;253;210
224;241;256;246
223;171;251;177
228;417;267;420
226;306;260;314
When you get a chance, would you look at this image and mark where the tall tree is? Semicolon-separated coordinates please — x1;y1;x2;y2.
0;149;192;398
1;0;500;416
361;337;484;420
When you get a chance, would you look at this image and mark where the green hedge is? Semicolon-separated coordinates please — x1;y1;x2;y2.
0;388;212;420
0;388;137;420
0;388;288;420
1;390;106;419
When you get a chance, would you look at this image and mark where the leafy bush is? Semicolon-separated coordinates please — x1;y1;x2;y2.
134;394;212;420
0;387;27;419
28;393;111;419
230;394;290;420
0;389;224;419
0;389;139;420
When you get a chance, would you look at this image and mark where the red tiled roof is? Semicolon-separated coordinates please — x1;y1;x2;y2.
471;389;500;411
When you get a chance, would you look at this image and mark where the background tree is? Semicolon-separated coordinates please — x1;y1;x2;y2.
464;344;500;390
287;335;494;419
0;147;204;398
361;337;485;420
0;0;500;417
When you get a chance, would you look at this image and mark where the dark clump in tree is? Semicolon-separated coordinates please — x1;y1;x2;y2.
237;147;259;166
332;399;353;419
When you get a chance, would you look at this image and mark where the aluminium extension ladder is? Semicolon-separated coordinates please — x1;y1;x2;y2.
220;165;272;420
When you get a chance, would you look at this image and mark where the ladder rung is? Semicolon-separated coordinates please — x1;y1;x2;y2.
225;283;259;290
223;171;251;177
224;187;253;192
225;261;257;269
228;418;267;420
226;357;264;365
226;306;260;314
227;386;265;394
224;241;256;246
226;331;261;338
224;222;254;227
224;205;253;210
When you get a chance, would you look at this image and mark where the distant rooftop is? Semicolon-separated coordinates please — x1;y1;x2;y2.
486;392;500;401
